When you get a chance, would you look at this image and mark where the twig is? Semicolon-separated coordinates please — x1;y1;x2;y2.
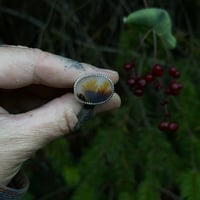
0;6;44;28
37;1;57;47
143;0;149;8
160;187;183;200
178;0;194;38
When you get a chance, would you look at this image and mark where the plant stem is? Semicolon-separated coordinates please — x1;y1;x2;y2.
135;29;152;53
153;30;157;63
161;37;172;65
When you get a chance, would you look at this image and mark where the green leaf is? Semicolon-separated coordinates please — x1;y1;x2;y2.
22;193;34;200
179;170;200;200
119;191;134;200
72;184;96;200
124;8;176;49
137;180;160;200
63;166;80;186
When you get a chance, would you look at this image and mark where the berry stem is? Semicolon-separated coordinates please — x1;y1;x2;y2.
139;100;151;127
164;104;169;116
135;29;152;53
160;37;172;65
138;51;146;76
153;30;157;63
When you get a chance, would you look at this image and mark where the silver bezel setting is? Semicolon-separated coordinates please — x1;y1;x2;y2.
73;73;114;105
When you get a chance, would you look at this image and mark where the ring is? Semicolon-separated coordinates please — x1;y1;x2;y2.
73;73;114;105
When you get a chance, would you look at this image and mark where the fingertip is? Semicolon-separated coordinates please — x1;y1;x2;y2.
99;69;119;84
94;93;121;114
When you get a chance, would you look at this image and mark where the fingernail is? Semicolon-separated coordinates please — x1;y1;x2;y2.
98;68;118;76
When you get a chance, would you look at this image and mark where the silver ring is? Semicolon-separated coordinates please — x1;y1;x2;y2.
73;73;114;105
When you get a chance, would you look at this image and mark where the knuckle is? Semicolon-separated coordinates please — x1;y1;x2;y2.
59;109;78;134
30;48;49;83
32;48;45;57
32;48;48;66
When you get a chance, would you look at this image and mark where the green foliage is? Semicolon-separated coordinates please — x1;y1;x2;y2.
63;166;80;187
124;8;176;49
45;138;71;171
179;170;200;200
23;193;34;200
137;179;160;200
72;184;96;200
119;191;135;200
116;3;200;199
72;109;137;200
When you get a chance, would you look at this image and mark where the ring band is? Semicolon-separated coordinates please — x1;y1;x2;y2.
73;73;114;105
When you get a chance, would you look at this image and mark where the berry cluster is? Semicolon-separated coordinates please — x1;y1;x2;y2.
124;61;182;132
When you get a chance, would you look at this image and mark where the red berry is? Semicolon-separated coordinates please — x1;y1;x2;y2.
168;122;178;132
137;79;147;88
134;88;144;96
168;67;180;78
165;88;172;95
145;73;154;82
174;71;180;78
171;91;180;96
168;67;177;75
158;121;169;131
169;81;183;95
152;64;163;77
134;76;141;82
123;62;134;71
127;78;136;87
165;81;182;96
165;88;180;96
177;82;183;90
170;82;180;91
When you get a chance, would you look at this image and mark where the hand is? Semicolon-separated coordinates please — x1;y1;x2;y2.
0;45;121;185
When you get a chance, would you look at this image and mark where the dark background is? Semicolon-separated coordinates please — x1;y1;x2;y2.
0;0;200;199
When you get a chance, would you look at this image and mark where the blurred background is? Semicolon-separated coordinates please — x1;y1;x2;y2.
0;0;200;199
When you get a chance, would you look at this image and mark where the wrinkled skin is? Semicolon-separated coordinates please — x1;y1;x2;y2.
0;46;121;185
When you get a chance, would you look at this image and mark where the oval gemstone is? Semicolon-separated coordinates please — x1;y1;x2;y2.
73;74;114;105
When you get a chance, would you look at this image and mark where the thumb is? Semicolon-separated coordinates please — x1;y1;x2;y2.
15;90;121;150
15;91;120;149
0;92;120;185
0;93;81;185
5;90;121;160
16;93;82;148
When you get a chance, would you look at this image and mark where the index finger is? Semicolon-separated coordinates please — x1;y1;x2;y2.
0;46;119;89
